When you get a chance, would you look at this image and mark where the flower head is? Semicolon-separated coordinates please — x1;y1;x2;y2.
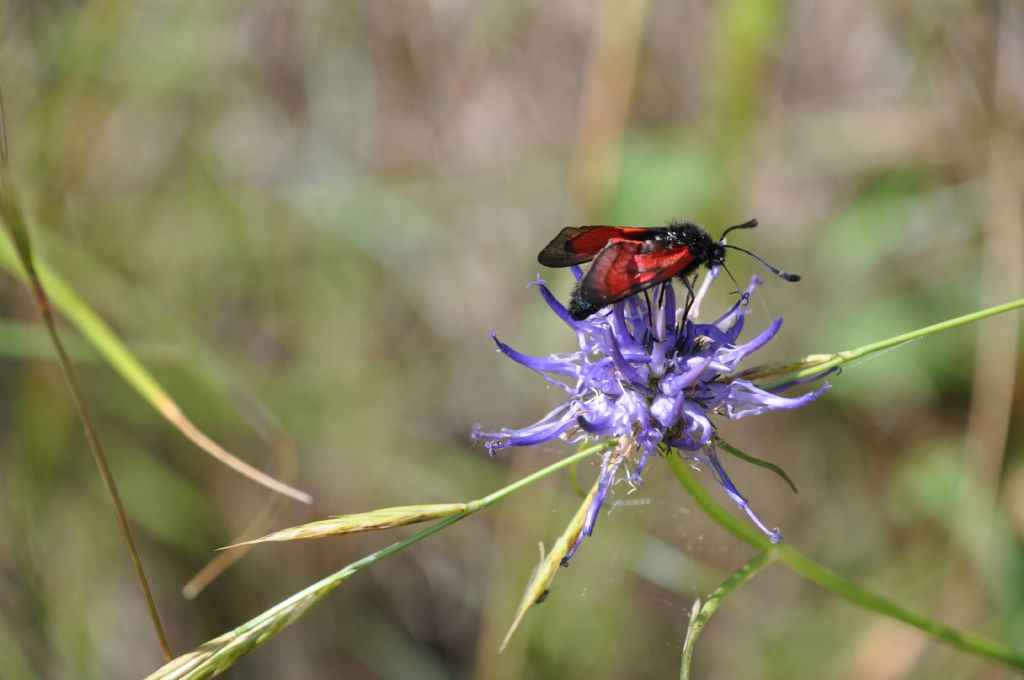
474;268;828;561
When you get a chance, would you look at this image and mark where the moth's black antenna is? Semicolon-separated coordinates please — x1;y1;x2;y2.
720;262;741;292
723;244;801;282
720;218;758;240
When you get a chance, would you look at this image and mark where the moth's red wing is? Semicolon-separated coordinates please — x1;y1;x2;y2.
579;239;696;306
538;226;659;267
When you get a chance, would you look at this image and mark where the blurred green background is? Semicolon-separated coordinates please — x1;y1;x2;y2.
2;1;1023;678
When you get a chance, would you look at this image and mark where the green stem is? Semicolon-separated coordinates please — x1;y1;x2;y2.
666;455;1024;669
0;133;172;659
680;550;776;679
736;297;1024;387
148;440;615;679
476;440;615;506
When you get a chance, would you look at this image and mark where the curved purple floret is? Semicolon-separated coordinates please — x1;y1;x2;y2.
703;448;781;543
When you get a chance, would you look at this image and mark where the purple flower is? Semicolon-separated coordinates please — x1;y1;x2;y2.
473;268;828;562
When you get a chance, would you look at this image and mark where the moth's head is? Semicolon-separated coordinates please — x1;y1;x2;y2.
707;240;727;268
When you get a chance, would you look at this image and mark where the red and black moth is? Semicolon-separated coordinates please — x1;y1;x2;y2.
537;219;800;320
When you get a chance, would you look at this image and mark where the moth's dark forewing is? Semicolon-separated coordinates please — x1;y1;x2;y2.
578;239;698;308
538;227;592;266
537;226;661;267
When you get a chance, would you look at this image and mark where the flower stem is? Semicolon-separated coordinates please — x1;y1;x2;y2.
734;298;1024;386
0;110;172;661
147;440;616;679
666;454;1024;670
680;550;777;679
476;440;615;505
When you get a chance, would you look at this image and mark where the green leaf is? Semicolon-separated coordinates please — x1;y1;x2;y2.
0;230;312;504
717;437;798;494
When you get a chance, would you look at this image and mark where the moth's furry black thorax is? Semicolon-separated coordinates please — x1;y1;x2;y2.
664;220;726;268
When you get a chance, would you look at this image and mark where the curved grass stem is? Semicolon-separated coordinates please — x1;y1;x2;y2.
147;440;616;679
680;550;776;679
731;298;1024;386
0;231;313;504
0;132;172;659
666;454;1024;670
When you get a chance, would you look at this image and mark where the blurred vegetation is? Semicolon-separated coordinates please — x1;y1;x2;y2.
1;0;1023;678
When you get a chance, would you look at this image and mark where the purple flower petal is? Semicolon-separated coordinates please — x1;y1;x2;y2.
562;457;621;566
721;380;830;419
633;442;658;479
716;317;783;367
690;323;735;348
603;325;648;387
705;448;781;543
768;366;840;393
577;395;619;434
611;303;645;357
651;394;683;428
650;284;677;372
677;400;714;449
661;355;714;394
473;402;581;454
490;331;577;390
529;278;587;331
688;266;720;319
